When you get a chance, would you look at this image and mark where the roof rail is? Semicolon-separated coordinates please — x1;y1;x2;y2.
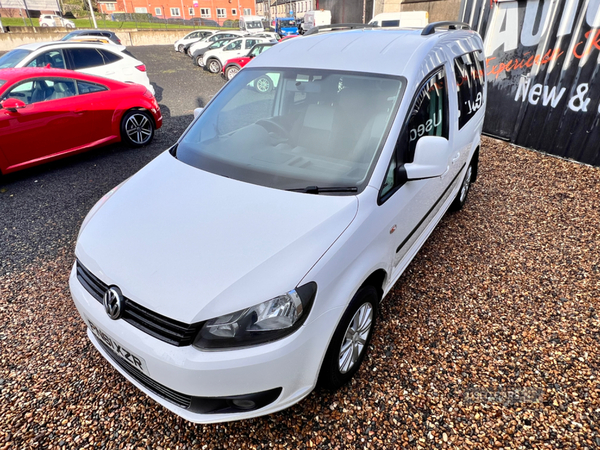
304;23;377;36
421;21;470;36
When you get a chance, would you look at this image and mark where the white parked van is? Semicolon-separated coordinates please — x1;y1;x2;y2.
369;11;428;28
302;10;331;33
71;21;485;424
239;15;265;34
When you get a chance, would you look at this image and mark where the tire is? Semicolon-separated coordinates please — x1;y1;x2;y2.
225;65;240;80
450;156;476;211
178;44;184;53
66;23;75;29
41;23;49;27
255;75;273;93
207;59;222;74
120;110;154;147
318;285;378;390
195;55;203;67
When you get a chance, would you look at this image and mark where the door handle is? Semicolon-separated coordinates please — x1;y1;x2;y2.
452;152;460;163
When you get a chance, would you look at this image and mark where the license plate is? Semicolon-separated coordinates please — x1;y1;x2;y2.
87;318;150;376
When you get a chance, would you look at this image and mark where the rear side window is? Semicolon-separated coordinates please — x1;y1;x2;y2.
77;80;108;94
98;49;122;64
381;20;400;27
454;51;485;129
66;48;105;69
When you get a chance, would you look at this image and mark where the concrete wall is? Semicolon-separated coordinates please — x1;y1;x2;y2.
0;28;202;51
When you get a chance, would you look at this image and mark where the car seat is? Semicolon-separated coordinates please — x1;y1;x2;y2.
47;82;74;100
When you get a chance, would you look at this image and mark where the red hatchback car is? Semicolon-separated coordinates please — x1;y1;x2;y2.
222;42;276;81
0;68;162;175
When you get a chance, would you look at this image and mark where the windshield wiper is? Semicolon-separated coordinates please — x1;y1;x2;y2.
287;186;358;194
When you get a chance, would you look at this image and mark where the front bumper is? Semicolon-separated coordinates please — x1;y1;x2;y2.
69;262;339;423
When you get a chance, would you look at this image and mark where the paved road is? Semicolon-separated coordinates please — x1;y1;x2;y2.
0;45;226;276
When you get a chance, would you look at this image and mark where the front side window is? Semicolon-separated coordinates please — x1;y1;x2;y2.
177;69;404;194
454;51;485;129
170;7;181;16
217;8;226;18
25;50;66;69
201;8;211;17
405;68;448;162
225;40;242;51
1;78;76;104
245;39;259;49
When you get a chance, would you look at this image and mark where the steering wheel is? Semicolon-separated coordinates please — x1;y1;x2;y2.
256;119;289;141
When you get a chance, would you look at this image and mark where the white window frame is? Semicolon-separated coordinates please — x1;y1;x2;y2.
134;7;147;13
170;7;181;17
231;8;237;16
105;3;115;11
217;8;226;18
200;8;211;17
244;8;251;15
188;7;194;15
155;7;162;15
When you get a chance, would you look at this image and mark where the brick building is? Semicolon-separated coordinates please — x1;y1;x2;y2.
97;0;255;24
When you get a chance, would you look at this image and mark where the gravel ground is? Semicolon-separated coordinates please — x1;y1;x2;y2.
1;46;600;449
1;138;599;449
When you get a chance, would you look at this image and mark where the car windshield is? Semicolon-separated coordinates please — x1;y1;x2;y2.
61;31;80;40
246;21;262;29
0;49;32;69
279;20;295;27
177;68;404;194
0;79;5;88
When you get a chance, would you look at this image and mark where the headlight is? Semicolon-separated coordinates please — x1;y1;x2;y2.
193;282;317;350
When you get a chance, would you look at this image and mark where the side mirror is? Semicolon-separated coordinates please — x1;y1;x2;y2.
1;98;26;113
193;107;204;119
403;136;450;180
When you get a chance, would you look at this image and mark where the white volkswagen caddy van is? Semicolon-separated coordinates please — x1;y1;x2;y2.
70;22;486;423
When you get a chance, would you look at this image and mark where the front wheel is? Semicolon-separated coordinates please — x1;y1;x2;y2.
318;285;378;390
121;110;154;147
194;55;203;67
225;65;239;80
207;59;222;74
177;44;184;53
66;23;75;29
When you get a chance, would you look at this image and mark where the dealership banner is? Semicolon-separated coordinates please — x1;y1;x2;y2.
459;0;600;166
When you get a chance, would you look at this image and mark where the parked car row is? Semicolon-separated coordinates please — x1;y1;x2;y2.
0;30;160;176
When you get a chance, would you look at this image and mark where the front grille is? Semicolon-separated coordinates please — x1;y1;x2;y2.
77;261;203;346
97;338;192;409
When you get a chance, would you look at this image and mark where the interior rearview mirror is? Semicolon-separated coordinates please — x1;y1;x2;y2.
403;136;450;180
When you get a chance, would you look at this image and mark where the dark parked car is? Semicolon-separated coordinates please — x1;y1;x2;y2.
61;29;122;45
